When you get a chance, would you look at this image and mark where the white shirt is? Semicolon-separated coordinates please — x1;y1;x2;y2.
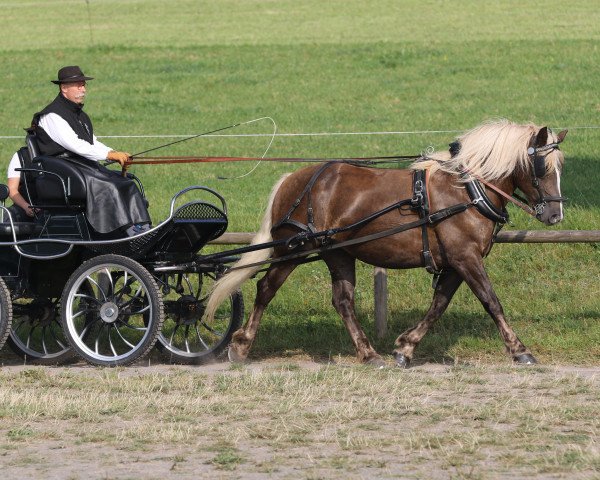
7;151;20;178
38;112;112;162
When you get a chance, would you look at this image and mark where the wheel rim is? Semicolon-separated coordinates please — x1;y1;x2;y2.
159;273;237;359
0;278;12;352
9;299;71;360
64;264;155;363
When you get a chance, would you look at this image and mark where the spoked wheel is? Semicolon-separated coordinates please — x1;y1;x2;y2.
0;277;12;352
8;297;76;365
157;271;243;364
60;254;164;367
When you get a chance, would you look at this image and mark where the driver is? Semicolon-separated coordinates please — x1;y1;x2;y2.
29;66;150;236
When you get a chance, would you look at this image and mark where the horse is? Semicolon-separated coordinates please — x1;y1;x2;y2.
203;119;568;367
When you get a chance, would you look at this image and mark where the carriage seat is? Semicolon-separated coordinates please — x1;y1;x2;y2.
31;155;88;206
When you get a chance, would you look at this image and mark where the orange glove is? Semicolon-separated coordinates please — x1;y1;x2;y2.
107;150;131;168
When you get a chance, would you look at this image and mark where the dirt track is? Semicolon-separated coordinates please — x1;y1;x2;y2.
0;356;598;479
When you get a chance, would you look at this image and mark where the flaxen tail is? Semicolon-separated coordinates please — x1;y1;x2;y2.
203;173;291;322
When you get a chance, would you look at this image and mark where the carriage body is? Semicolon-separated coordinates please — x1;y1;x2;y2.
0;152;243;366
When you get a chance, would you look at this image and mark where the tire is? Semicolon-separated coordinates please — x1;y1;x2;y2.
0;277;12;352
8;297;76;365
156;271;243;364
60;254;164;367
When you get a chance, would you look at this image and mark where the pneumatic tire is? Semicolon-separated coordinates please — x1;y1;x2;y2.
60;254;164;367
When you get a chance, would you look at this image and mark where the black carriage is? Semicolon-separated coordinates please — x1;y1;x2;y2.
0;137;243;366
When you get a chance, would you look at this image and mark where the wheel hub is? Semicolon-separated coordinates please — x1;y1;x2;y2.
176;295;203;325
100;302;119;323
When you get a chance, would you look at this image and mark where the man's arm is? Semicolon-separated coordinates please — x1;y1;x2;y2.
38;113;111;161
7;177;34;217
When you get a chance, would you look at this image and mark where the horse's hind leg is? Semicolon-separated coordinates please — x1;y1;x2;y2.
228;261;298;362
322;252;385;367
393;269;463;368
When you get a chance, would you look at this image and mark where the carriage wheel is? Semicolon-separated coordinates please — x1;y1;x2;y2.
157;271;243;364
7;298;76;365
60;254;164;367
0;277;12;352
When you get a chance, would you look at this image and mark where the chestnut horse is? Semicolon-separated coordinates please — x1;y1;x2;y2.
204;120;568;367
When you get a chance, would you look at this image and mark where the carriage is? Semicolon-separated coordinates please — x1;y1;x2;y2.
0;120;568;368
0;135;243;367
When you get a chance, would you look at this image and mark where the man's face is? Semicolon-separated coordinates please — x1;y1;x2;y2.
61;81;87;104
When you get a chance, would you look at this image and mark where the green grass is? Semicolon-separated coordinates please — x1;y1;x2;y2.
0;0;599;363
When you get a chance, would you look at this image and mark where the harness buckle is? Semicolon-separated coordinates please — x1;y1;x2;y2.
534;202;546;216
412;180;424;207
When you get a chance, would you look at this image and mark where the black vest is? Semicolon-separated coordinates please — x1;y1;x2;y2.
31;94;94;156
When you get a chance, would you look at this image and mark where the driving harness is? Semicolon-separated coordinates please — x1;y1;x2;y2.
271;161;477;275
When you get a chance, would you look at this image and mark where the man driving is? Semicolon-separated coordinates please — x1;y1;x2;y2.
29;66;150;236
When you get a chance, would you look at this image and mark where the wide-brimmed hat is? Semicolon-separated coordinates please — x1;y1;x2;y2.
51;66;94;84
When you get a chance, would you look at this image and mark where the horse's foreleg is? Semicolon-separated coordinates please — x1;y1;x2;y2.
455;258;536;364
393;269;463;368
228;261;298;362
324;253;384;367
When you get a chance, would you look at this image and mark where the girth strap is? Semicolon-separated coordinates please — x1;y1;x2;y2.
412;169;440;274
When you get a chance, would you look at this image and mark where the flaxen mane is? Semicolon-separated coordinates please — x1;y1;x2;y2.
411;119;561;181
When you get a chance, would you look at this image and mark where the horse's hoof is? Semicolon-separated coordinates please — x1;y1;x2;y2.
393;352;411;369
227;346;247;364
366;357;388;369
514;353;538;365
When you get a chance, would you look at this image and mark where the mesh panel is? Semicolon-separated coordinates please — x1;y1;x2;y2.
86;225;166;258
174;202;226;222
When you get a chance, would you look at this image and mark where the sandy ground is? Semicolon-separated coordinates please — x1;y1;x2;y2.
0;353;598;480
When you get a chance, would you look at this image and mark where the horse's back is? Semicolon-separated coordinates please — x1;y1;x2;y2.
272;162;415;233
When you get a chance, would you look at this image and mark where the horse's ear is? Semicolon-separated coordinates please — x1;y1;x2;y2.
535;127;548;147
557;129;568;143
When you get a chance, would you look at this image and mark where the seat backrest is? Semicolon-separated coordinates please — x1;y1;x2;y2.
0;184;9;202
26;132;41;159
34;156;87;203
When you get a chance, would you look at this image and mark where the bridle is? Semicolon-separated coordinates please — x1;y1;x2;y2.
523;134;568;217
451;129;568;220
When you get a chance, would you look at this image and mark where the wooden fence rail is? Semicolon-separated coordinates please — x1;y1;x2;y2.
210;230;600;337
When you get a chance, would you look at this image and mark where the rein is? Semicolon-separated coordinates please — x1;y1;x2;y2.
213;202;473;273
470;175;537;217
126;154;420;166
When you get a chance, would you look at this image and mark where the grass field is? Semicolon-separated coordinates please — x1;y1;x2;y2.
0;1;599;478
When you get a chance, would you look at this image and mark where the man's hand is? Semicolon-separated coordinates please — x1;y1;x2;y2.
107;150;132;168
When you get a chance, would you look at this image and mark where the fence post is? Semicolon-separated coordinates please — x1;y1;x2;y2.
373;267;388;338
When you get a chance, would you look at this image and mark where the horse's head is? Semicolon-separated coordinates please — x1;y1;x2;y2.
514;126;568;226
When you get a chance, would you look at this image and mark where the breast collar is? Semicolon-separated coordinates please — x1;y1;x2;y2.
462;175;509;224
448;141;508;224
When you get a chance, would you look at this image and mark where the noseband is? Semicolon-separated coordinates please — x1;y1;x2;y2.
525;140;568;216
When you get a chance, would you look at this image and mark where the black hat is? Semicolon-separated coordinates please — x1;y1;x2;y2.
51;66;94;84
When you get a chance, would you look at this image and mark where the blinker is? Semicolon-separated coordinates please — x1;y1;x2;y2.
533;155;546;178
